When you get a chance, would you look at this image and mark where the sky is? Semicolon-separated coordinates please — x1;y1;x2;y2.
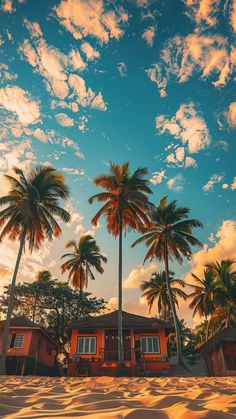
0;0;236;326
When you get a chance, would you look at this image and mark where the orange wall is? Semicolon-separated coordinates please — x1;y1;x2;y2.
70;329;104;359
29;330;57;367
0;328;57;367
0;328;33;357
134;328;168;359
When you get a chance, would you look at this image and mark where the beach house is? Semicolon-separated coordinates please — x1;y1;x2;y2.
199;327;236;376
68;310;172;376
0;316;58;375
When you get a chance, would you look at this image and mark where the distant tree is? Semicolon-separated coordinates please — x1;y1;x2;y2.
132;196;202;365
0;165;70;374
88;163;152;369
0;278;106;355
61;235;107;290
140;270;188;321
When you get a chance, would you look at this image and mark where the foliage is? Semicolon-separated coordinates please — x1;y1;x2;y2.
61;235;107;290
0;274;106;355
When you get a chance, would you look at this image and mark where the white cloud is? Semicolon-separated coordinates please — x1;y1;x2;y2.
226;101;236;126
34;128;48;143
203;173;224;192
231;0;236;33
54;0;128;43
57;136;84;159
0;64;18;82
117;62;127;78
81;42;100;60
123;263;158;289
150;170;165;185
69;49;86;71
167;174;185;192
62;167;85;175
231;176;236;190
183;0;220;27
0;86;40;125
91;92;107;111
1;0;13;12
55;113;74;127
142;26;155;47
24;18;43;38
147;34;235;96
185;220;236;282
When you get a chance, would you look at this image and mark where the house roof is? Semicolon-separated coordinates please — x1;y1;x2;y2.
69;310;173;332
0;316;58;347
199;327;236;354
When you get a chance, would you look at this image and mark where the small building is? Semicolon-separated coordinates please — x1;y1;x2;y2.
68;310;172;377
199;327;236;376
0;316;58;376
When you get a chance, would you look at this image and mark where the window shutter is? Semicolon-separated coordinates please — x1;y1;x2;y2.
90;337;96;353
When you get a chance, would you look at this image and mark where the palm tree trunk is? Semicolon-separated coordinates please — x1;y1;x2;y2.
205;316;210;341
117;216;124;370
164;243;183;365
0;228;26;375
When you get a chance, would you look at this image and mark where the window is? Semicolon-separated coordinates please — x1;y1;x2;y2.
140;336;160;353
77;337;96;354
13;334;24;348
8;334;24;348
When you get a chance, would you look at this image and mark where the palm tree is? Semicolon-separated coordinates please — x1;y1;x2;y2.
32;270;54;322
188;270;217;340
61;234;107;289
88;163;152;369
206;259;236;328
141;271;188;321
0;165;70;374
132;196;202;365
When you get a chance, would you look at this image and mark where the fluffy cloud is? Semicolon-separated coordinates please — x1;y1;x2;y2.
167;174;185;192
56;136;84;159
0;86;40;125
123;263;158;289
54;0;128;43
183;0;220;27
147;34;235;96
156;102;210;167
1;0;13;12
117;62;127;78
226;101;236;126
231;0;236;33
34;128;48;143
55;113;74;127
81;42;100;60
91;92;107;111
150;170;165;185
62;167;85;175
69;74;106;111
185;220;236;281
0;64;18;82
203;173;223;191
69;49;86;71
142;26;155;47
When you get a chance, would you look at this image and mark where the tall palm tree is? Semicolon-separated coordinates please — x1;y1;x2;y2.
88;163;152;369
132;196;202;365
188;270;217;340
0;165;70;374
206;259;236;328
141;271;188;321
32;270;54;322
61;234;107;289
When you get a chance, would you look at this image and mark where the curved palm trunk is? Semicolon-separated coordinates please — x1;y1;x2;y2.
205;316;210;341
0;228;26;375
118;218;124;372
164;243;183;365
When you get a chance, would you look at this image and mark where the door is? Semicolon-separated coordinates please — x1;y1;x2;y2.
104;330;131;361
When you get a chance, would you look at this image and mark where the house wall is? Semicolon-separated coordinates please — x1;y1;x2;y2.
69;328;104;360
28;330;57;367
0;328;33;357
134;328;168;359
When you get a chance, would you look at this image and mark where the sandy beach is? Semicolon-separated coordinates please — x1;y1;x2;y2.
0;376;236;418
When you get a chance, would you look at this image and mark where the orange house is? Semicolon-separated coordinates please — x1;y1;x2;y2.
0;316;58;376
68;310;172;377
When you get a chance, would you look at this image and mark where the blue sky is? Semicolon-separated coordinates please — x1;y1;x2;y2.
0;0;235;325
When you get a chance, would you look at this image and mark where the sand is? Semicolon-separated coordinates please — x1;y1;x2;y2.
0;376;236;418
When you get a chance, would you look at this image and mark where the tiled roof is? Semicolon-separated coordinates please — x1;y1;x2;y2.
69;310;172;331
199;327;236;354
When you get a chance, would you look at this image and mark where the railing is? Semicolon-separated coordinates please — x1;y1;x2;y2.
99;348;136;361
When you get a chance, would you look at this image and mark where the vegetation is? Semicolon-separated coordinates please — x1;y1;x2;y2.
140;270;188;321
0;161;235;372
0;165;70;374
0;273;106;356
88;163;152;368
132;196;203;365
61;234;107;290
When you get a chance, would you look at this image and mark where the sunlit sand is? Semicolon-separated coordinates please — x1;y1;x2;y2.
0;376;236;418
